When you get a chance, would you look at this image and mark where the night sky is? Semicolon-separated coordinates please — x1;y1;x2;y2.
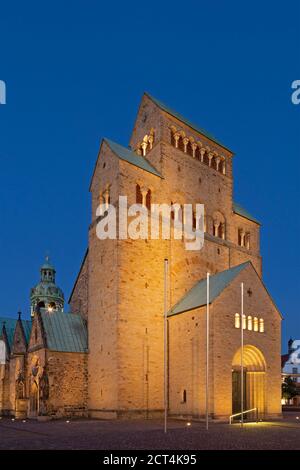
0;1;299;351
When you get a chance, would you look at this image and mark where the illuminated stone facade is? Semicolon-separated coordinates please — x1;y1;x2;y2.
71;93;282;420
0;93;282;420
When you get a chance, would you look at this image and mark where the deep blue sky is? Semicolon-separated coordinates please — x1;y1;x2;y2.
0;1;299;351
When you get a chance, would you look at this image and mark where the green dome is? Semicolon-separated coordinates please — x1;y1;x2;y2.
30;257;64;316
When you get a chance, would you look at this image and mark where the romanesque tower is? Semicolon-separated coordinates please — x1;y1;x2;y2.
70;93;263;418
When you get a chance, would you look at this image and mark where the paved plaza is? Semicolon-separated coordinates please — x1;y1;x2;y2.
0;412;299;450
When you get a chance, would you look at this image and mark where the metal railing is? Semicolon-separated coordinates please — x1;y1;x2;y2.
229;407;258;424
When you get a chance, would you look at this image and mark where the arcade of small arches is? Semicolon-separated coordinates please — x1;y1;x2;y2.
234;313;265;333
169;126;226;175
238;228;251;249
136;128;155;156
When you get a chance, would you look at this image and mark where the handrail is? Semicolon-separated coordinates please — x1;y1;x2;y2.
229;407;258;424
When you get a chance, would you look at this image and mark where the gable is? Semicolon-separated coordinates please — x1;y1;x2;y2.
168;261;282;320
28;313;46;351
89;138;162;192
11;320;27;355
168;262;250;317
144;93;232;153
233;202;260;225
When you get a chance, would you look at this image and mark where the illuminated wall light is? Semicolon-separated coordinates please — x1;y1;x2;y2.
234;313;240;329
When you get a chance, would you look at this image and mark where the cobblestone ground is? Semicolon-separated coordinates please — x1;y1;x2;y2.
0;413;299;450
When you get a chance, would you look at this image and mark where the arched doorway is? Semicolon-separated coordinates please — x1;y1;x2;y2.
232;345;266;419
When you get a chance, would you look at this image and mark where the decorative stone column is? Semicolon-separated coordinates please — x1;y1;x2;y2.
183;137;189;153
141;140;148;156
141;188;148;207
174;133;180;149
222;159;226;175
208;153;214;167
191;143;198;158
200;148;206;162
240;229;245;247
213;222;219;237
216;157;221;171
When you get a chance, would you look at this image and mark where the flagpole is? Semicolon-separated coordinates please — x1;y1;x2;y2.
164;258;168;433
206;272;210;431
241;282;244;427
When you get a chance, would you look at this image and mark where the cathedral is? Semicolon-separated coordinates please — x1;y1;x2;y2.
0;93;282;420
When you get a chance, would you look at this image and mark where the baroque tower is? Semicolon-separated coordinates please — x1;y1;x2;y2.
30;257;64;316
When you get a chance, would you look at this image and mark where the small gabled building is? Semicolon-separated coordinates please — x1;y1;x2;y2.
168;262;282;420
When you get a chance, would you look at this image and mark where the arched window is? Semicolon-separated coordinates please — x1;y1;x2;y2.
37;301;45;309
195;146;200;160
181;389;187;404
235;313;240;328
211;157;217;170
242;314;247;330
178;136;184;152
247;316;253;331
146;189;151;210
186;141;193;157
253;317;259;332
259;318;264;333
48;302;56;311
203;152;209;165
136;184;143;205
238;229;242;246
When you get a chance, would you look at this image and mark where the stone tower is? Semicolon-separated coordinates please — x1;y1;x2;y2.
30;257;64;316
70;93;265;418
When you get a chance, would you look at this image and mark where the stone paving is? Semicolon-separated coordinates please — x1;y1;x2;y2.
0;412;299;450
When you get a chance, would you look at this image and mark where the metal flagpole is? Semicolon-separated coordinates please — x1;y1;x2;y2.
164;258;168;433
241;282;244;428
206;272;210;431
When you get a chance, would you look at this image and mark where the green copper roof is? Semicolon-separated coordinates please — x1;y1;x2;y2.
233;202;260;225
0;317;18;347
145;93;232;153
104;138;163;178
22;320;32;343
168;262;250;317
0;317;32;348
40;310;88;353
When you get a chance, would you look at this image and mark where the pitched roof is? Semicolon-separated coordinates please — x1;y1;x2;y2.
145;93;232;153
168;262;250;317
40;310;88;353
68;248;88;304
104;138;163;178
0;317;32;348
233;202;260;225
22;320;32;344
0;317;18;348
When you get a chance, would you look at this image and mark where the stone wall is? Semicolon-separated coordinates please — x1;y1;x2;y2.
168;263;282;419
69;251;89;319
45;351;88;418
